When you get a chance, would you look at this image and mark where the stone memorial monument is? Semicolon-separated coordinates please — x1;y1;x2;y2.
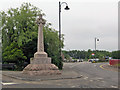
23;14;61;75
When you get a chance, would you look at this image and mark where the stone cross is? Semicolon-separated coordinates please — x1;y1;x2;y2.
22;14;61;76
36;14;46;52
34;14;47;58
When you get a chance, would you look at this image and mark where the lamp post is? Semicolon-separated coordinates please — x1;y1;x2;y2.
95;37;99;59
59;1;70;59
95;37;99;51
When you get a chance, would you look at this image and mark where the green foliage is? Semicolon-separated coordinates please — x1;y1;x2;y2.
22;24;63;69
112;50;120;59
1;3;63;70
44;24;59;57
21;37;37;63
2;42;27;70
43;24;63;69
3;42;27;62
0;13;2;62
1;3;42;50
63;50;87;59
63;49;112;60
62;51;70;60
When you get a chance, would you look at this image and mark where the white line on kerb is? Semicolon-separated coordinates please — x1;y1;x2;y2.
2;82;18;85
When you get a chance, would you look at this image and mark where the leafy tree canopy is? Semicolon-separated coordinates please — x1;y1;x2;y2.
3;42;27;62
1;3;63;70
1;3;44;50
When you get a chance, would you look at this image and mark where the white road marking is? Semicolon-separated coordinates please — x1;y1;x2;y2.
70;64;77;68
80;75;83;77
94;65;96;67
96;78;103;81
97;78;103;80
2;82;18;85
90;80;93;82
71;86;76;88
111;85;118;88
83;77;88;80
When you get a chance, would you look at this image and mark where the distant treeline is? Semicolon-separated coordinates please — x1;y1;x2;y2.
62;49;120;60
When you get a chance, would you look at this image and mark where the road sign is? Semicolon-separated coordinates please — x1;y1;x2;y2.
92;53;95;56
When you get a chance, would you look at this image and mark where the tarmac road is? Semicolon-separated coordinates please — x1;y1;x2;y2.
64;62;118;88
2;62;118;88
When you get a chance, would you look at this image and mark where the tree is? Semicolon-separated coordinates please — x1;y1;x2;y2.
112;50;120;59
1;3;63;70
1;3;42;50
21;24;63;69
62;49;112;61
0;14;2;62
43;24;63;69
2;42;27;70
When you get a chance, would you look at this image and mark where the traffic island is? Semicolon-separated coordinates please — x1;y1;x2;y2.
2;70;82;81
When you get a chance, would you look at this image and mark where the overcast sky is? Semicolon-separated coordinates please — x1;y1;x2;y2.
0;0;119;51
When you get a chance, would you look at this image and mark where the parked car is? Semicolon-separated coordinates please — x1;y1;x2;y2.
95;58;99;62
88;59;99;63
88;59;94;62
79;59;83;62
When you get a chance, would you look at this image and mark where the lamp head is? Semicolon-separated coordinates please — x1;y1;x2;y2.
97;39;99;41
64;6;70;10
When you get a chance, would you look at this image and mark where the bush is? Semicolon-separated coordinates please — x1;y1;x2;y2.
2;42;27;70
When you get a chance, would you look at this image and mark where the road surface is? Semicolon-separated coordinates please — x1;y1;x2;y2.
2;62;118;88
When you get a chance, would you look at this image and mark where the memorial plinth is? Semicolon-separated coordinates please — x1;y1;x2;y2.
22;14;61;76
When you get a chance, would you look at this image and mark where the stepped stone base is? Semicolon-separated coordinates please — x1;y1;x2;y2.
30;57;51;64
34;52;48;58
22;64;61;76
23;51;61;76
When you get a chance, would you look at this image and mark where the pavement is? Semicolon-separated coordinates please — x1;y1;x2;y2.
2;67;83;81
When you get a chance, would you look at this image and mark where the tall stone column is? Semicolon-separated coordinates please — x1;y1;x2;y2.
34;14;47;58
22;14;61;76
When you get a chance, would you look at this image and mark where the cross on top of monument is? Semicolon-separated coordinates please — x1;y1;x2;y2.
36;14;46;25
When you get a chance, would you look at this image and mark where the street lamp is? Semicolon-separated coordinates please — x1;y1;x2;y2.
59;1;70;59
95;37;99;51
95;37;99;59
